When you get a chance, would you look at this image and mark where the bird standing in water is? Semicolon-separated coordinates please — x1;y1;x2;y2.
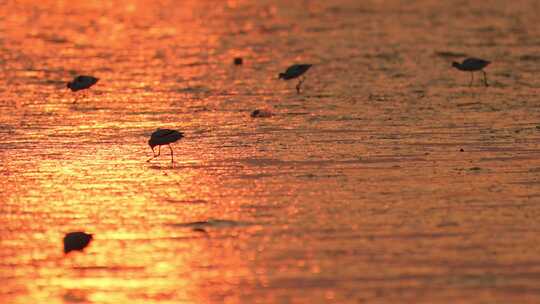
278;64;312;93
452;58;490;87
67;75;99;102
147;129;184;163
67;75;99;92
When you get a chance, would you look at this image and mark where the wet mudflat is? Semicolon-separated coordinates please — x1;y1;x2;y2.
1;1;540;303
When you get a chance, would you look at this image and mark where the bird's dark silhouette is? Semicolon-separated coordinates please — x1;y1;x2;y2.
63;231;93;254
67;75;99;92
278;64;312;93
452;58;490;86
147;129;184;163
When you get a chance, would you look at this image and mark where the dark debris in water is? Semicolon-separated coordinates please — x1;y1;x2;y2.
165;199;208;204
171;219;252;229
193;228;209;234
368;93;392;102
519;54;540;62
175;85;211;94
435;51;468;58
365;52;401;62
437;221;460;228
251;109;272;118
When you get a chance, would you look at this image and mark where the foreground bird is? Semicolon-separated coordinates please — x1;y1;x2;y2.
147;129;184;163
67;75;99;92
278;64;312;93
63;231;93;254
452;58;490;87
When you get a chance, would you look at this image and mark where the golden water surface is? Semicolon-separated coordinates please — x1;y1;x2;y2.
1;0;540;303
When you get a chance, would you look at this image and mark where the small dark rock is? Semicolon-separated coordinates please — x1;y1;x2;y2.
460;148;464;152
63;231;93;254
234;57;243;65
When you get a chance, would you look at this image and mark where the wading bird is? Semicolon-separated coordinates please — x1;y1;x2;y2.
452;58;490;87
67;75;99;92
278;64;312;93
147;129;184;163
63;231;93;254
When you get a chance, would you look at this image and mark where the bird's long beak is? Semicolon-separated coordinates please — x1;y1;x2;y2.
146;147;155;162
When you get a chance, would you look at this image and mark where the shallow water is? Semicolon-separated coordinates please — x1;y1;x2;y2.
1;1;540;303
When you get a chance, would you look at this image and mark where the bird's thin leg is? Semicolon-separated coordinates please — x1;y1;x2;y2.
469;72;474;86
296;77;305;94
483;71;489;87
146;146;161;162
168;144;174;163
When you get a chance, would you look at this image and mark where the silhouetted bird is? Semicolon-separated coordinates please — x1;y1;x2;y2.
452;58;490;87
278;64;312;93
147;129;184;163
67;75;99;92
63;231;93;254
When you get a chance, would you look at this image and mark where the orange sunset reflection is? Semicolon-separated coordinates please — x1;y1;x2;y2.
3;0;540;303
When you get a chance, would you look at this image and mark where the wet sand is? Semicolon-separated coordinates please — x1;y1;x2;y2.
1;1;540;303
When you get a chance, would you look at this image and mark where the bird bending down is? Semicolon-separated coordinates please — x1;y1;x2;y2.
278;64;312;93
147;129;184;163
67;75;99;92
452;58;490;87
67;75;99;103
